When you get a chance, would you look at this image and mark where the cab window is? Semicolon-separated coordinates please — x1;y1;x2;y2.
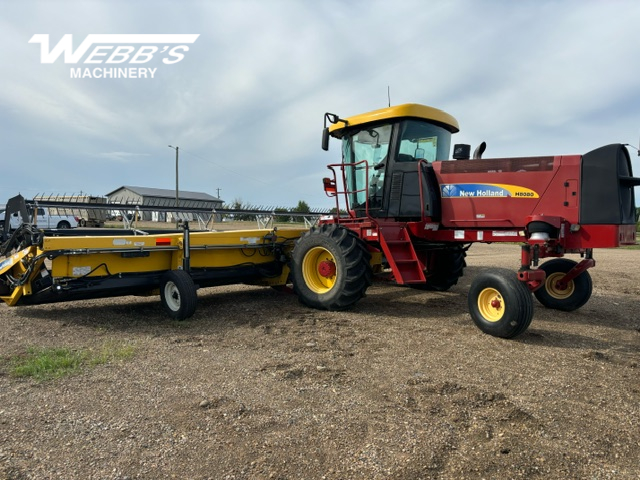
397;120;452;163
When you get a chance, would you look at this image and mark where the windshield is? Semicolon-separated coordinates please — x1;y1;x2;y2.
343;124;392;209
397;120;452;162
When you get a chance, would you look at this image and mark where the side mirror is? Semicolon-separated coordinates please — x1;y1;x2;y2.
325;113;339;124
322;127;330;151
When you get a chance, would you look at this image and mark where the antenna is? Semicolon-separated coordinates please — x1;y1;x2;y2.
387;86;391;107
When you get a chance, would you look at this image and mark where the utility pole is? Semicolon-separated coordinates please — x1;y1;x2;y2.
168;145;179;227
216;187;222;199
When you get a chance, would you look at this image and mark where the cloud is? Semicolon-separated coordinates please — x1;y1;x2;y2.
93;151;151;162
0;0;639;206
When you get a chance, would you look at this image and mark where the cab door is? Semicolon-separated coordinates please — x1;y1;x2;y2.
383;120;451;220
343;124;392;217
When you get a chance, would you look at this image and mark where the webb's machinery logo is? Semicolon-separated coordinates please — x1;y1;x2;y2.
28;34;200;79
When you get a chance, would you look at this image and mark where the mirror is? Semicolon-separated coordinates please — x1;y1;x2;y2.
322;127;330;151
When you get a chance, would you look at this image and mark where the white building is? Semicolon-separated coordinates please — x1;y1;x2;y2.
106;186;223;222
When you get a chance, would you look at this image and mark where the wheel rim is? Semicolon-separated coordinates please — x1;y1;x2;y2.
545;272;575;299
302;246;337;294
164;281;181;311
477;287;505;322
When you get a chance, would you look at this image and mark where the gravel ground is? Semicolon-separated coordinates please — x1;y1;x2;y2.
0;243;638;479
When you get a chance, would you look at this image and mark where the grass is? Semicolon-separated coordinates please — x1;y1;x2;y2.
8;341;136;381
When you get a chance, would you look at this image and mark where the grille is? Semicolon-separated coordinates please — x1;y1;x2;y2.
440;156;555;174
390;172;403;201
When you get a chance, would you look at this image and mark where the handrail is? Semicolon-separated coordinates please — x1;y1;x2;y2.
325;160;371;223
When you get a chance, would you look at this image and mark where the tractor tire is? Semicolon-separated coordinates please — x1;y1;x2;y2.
160;270;198;320
291;224;372;310
468;269;534;338
534;258;592;311
412;247;467;291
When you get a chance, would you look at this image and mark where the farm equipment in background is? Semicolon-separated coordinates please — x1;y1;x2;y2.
34;194;108;227
289;103;640;338
0;195;79;233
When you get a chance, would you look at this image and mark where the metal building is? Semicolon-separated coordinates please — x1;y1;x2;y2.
105;186;223;222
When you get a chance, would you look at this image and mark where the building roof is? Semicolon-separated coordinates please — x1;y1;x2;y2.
106;186;221;202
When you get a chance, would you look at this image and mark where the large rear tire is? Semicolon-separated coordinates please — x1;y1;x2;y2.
412;247;467;291
291;224;372;310
534;258;592;311
468;269;533;338
160;270;198;320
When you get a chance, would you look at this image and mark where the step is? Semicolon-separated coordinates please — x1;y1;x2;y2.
378;225;426;284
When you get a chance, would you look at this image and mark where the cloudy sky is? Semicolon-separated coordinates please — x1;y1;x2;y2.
1;0;640;210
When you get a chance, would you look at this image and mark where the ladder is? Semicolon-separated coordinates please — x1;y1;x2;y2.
378;224;425;284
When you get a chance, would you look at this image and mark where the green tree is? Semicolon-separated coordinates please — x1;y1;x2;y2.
329;207;347;216
274;207;291;223
292;200;310;213
225;198;253;221
291;200;311;223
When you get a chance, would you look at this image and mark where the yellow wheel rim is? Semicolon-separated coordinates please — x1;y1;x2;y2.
302;246;337;294
545;272;575;299
477;287;505;323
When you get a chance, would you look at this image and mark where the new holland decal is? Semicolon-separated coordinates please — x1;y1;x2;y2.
441;183;539;198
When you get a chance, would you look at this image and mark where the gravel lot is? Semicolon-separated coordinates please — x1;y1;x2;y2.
1;243;639;479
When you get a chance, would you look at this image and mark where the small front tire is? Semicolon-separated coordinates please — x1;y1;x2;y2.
469;269;533;338
160;270;198;320
534;258;592;311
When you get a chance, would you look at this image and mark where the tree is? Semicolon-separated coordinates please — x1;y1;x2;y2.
274;207;291;223
291;200;311;223
225;198;253;221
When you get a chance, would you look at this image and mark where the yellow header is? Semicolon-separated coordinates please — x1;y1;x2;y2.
329;103;459;136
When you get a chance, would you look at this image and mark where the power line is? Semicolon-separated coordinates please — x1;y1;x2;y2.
178;149;333;205
179;149;271;186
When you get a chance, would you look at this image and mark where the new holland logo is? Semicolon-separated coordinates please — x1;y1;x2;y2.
29;34;200;79
441;183;539;198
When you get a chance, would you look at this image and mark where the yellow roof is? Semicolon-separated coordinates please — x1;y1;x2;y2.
329;103;459;136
